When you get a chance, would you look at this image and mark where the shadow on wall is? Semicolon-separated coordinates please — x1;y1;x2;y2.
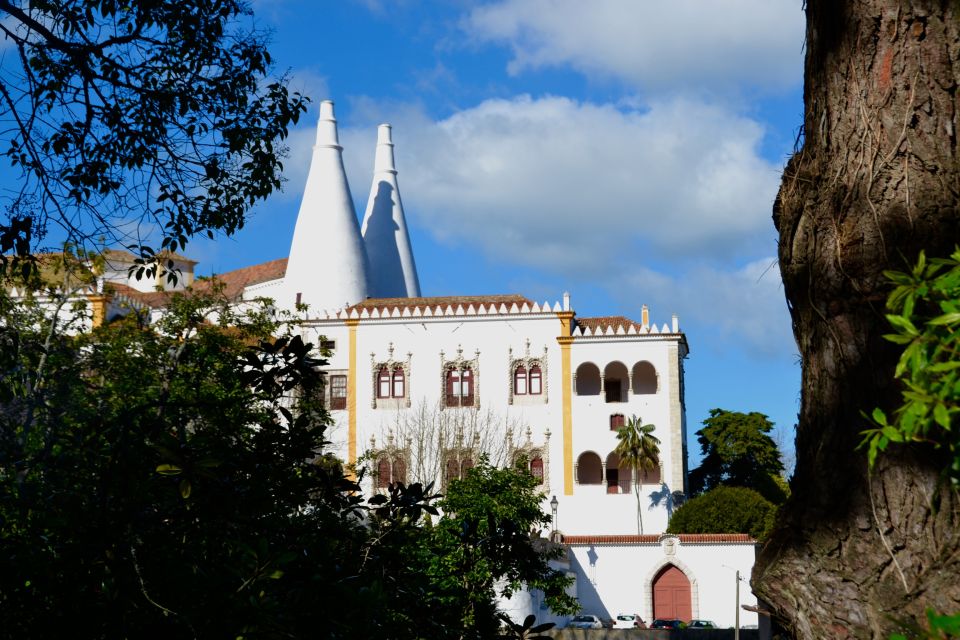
649;483;676;519
567;547;611;623
364;180;404;295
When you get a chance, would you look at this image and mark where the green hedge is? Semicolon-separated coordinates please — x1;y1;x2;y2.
667;486;776;541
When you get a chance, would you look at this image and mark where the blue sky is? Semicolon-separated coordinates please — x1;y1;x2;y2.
173;1;809;468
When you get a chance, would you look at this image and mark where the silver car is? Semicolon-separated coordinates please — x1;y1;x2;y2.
568;614;603;629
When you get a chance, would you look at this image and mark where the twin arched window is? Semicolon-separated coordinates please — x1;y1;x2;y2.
445;367;474;406
513;364;542;395
377;366;405;399
376;455;408;488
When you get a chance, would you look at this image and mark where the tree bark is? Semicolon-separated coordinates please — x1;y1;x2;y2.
754;2;960;638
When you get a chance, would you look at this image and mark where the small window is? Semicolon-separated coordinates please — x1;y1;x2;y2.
393;457;407;485
610;414;625;430
514;365;527;395
330;375;347;410
392;368;405;398
377;458;391;489
530;457;544;485
377;367;392;399
460;458;474;476
320;339;336;351
529;365;542;395
445;458;460;484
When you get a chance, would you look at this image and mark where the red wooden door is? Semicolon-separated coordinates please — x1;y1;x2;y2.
652;565;692;621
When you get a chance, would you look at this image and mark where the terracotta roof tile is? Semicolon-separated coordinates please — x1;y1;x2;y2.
201;258;287;299
348;294;534;315
105;258;287;307
575;316;644;333
561;533;756;545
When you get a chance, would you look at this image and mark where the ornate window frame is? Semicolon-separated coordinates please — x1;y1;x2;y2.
440;345;480;409
370;343;411;409
508;341;549;406
368;431;411;491
508;426;551;490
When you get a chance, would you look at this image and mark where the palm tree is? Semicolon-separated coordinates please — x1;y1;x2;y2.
614;415;661;535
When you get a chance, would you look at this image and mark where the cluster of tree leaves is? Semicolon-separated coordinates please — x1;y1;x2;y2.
667;486;777;541
862;249;960;485
0;0;307;279
0;284;574;639
688;408;788;504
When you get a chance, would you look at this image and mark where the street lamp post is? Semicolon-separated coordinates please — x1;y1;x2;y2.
550;495;559;542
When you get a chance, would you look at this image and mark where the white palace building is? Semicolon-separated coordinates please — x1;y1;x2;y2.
49;101;763;630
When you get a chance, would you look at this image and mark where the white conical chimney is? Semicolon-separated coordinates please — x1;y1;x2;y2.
360;124;421;298
284;100;369;311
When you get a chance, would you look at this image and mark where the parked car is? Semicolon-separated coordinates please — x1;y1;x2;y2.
650;618;684;629
568;614;603;629
688;619;717;629
614;614;647;629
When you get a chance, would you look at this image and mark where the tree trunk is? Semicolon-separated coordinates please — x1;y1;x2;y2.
754;2;960;638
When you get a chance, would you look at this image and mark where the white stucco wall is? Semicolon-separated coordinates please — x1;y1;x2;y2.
302;302;687;537
565;537;759;628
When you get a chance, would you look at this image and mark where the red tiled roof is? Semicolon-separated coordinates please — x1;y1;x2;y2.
105;258;287;307
561;533;756;545
576;315;644;333
348;294;535;314
201;258;287;299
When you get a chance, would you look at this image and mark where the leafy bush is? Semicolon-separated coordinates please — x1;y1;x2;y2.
861;248;960;483
667;486;776;541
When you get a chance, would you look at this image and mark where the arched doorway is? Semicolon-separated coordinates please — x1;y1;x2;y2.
652;564;692;621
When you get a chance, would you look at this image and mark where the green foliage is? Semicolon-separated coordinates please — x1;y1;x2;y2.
688;409;787;504
667;486;777;541
426;460;578;637
0;0;307;277
0;286;570;638
614;415;660;534
890;608;960;639
861;249;960;484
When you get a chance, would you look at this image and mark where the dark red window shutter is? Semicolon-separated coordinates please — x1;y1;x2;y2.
377;367;391;398
461;368;473;405
377;458;391;488
461;458;474;476
393;457;407;485
530;457;544;484
529;365;542;395
392;367;405;398
514;365;527;395
330;375;347;410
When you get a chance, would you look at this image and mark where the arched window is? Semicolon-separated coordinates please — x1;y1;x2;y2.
610;414;625;430
529;365;542;395
377;457;391;489
446;457;460;484
514;365;528;395
392;457;407;485
530;456;544;485
377;367;391;398
461;458;474;476
445;369;459;405
632;361;658;394
577;452;603;485
575;363;601;395
391;367;405;398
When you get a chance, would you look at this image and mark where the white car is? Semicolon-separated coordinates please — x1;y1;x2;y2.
613;614;646;629
568;614;603;629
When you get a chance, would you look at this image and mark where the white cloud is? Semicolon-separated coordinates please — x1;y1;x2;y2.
340;95;781;278
616;259;795;358
463;0;804;94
